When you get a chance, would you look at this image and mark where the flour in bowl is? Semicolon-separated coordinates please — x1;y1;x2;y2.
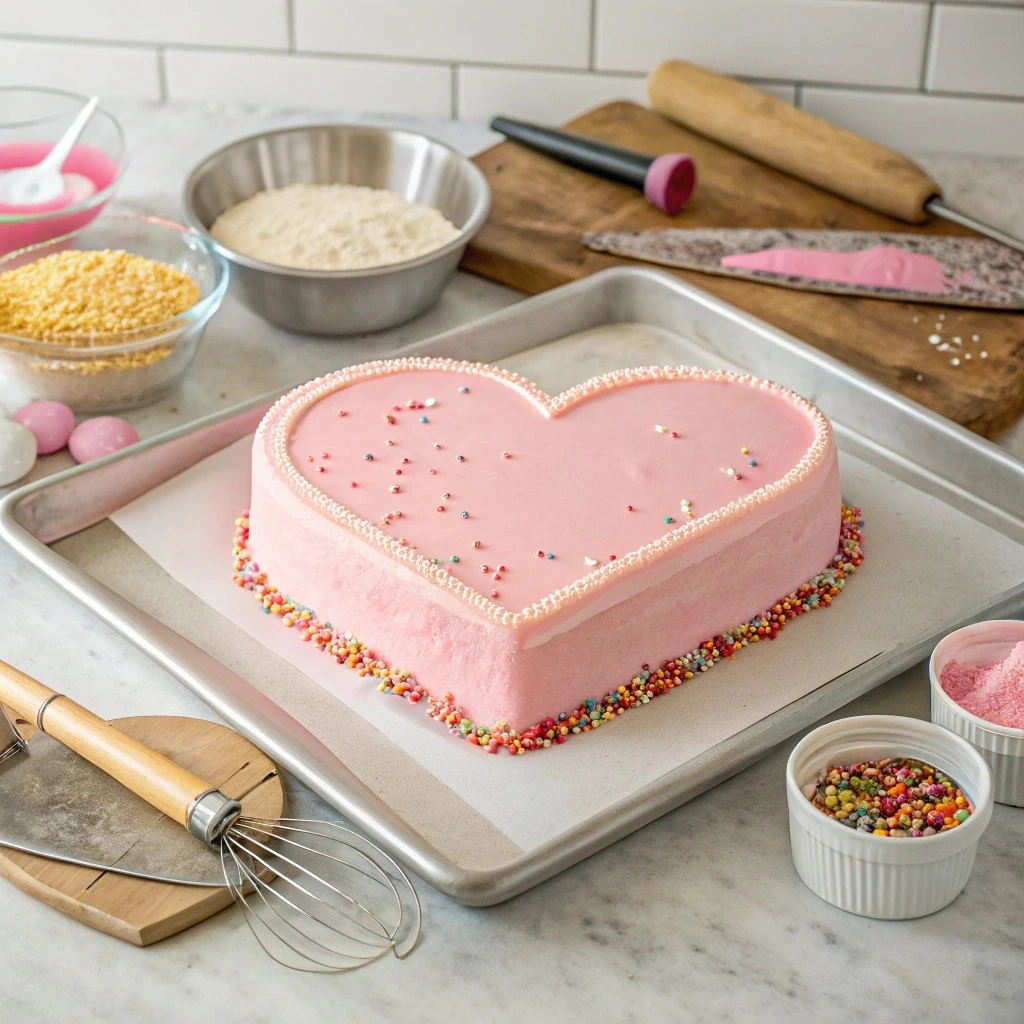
209;183;462;271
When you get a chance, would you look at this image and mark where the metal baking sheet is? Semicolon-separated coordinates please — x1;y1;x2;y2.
3;267;1022;905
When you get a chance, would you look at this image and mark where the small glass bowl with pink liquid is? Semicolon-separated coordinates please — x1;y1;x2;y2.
930;619;1024;806
0;87;126;255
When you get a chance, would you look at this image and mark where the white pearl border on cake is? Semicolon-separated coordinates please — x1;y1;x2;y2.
259;359;833;629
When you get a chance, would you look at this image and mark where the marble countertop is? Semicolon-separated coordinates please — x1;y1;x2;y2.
2;102;1023;1024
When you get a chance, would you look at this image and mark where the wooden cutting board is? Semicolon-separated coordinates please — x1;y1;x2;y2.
462;101;1024;439
0;712;283;946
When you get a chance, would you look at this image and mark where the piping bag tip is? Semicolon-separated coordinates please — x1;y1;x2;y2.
644;153;696;215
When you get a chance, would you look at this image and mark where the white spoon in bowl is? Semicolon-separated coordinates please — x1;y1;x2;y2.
0;96;100;207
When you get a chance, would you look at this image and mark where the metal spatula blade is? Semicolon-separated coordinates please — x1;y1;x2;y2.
0;722;223;887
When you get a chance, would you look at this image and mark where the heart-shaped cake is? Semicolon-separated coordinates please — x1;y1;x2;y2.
246;358;844;734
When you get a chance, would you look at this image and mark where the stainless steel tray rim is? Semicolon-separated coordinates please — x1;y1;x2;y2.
2;266;1022;905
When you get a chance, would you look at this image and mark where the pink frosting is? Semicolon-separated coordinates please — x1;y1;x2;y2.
249;360;841;727
721;244;955;294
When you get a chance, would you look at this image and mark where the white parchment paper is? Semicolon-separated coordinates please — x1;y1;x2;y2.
108;326;1024;852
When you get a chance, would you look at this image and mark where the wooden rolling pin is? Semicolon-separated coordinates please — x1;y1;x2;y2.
648;61;1024;251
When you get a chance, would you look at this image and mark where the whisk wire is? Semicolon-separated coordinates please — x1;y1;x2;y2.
221;841;394;973
215;816;421;973
238;819;410;900
229;823;401;946
223;829;394;951
263;818;423;961
225;844;390;965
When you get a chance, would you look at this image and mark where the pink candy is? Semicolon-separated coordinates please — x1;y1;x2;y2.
11;402;141;466
68;416;139;464
12;401;75;455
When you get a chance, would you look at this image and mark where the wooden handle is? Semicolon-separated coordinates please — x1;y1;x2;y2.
647;60;940;223
0;659;213;828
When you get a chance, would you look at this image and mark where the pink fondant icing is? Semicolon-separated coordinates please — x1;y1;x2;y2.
721;244;957;294
248;360;841;728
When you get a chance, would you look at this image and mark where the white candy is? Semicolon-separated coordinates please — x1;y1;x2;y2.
0;418;38;486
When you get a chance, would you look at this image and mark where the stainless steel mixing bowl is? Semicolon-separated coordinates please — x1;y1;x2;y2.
182;124;491;336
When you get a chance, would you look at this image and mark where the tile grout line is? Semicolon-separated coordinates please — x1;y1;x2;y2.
451;64;460;119
783;82;1024;105
589;0;598;71
920;1;937;91
156;46;168;102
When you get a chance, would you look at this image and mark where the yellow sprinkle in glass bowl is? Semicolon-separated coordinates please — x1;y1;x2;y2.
0;213;228;413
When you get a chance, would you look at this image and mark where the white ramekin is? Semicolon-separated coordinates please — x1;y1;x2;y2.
930;619;1024;807
786;715;993;920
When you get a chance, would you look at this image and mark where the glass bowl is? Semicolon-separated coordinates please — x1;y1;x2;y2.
0;87;128;255
0;214;229;413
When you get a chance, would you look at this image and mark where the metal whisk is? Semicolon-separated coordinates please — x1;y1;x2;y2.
0;661;420;971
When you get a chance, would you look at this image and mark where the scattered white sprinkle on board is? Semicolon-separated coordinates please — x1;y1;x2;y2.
654;424;667;433
916;374;924;381
929;334;941;344
981;351;988;358
953;336;962;344
950;357;960;366
424;397;436;407
964;352;971;359
972;334;980;342
937;343;950;351
939;314;945;320
912;316;919;323
584;556;599;567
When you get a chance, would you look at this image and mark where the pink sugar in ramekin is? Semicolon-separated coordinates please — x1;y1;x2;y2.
930;620;1024;807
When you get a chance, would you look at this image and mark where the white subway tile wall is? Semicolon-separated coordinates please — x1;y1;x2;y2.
457;68;649;122
457;70;796;123
164;50;453;115
926;5;1024;97
295;0;593;67
1;0;289;49
802;87;1024;157
596;0;930;88
0;0;1022;156
0;39;161;100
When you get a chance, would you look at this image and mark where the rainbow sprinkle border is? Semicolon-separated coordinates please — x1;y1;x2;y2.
232;506;864;755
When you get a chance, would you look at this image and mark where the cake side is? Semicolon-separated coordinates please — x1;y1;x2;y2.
248;442;840;726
